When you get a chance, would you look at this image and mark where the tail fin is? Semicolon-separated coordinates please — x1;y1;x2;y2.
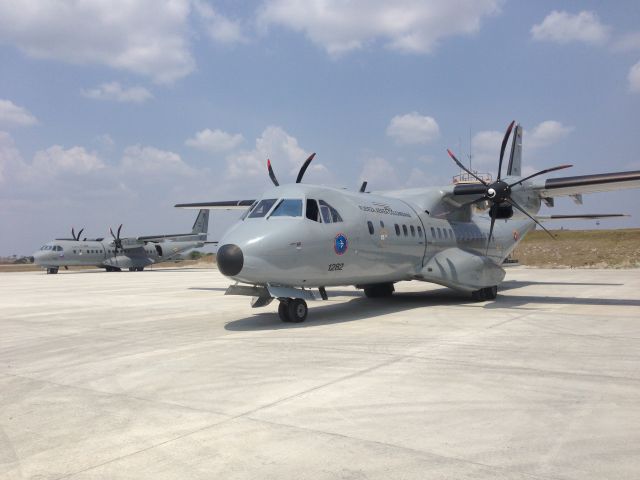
191;209;209;234
507;123;522;177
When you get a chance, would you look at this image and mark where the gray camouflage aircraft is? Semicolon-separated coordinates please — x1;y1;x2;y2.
177;121;640;323
33;210;210;274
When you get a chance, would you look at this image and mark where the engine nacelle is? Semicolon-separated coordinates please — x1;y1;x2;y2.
490;204;513;219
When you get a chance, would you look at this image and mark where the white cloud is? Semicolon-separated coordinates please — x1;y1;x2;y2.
226;126;309;179
258;0;501;56
527;120;573;149
121;145;195;177
193;0;247;45
531;11;610;46
386;112;440;145
612;32;640;52
32;145;104;175
0;131;27;182
186;128;244;153
629;61;640;93
82;82;153;103
359;157;400;190
0;0;194;83
0;99;38;127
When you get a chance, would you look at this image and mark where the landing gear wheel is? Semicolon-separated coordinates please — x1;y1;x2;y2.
278;300;291;322
287;298;308;323
136;267;144;272
363;283;395;298
129;267;135;272
471;286;497;301
47;267;58;274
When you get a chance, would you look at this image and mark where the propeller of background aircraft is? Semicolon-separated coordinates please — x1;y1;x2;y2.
109;224;123;253
71;227;84;241
447;120;573;253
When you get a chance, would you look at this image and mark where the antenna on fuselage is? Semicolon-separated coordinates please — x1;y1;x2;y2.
359;181;368;193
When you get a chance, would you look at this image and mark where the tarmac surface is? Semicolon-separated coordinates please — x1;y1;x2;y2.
1;267;639;479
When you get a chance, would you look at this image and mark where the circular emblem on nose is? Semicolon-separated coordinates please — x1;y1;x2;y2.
334;233;348;255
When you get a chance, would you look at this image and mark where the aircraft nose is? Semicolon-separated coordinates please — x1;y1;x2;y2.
216;244;244;277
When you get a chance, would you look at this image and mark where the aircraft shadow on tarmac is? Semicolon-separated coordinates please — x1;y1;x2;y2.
224;280;639;331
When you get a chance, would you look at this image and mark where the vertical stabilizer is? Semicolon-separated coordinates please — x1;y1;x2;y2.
507;124;522;177
192;209;209;234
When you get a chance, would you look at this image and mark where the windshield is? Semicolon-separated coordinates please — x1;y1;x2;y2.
248;199;277;218
319;200;343;223
270;199;303;217
240;201;258;220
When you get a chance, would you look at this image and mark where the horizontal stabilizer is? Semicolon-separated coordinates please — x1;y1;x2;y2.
175;200;255;210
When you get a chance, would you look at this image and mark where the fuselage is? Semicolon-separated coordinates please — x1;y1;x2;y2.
33;238;202;270
217;183;536;290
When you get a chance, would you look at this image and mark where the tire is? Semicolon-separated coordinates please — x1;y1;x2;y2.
363;283;394;298
129;267;135;272
485;286;498;300
287;299;308;323
278;301;291;322
471;289;485;301
47;267;58;274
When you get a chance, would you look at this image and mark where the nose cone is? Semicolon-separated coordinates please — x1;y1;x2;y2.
217;244;244;277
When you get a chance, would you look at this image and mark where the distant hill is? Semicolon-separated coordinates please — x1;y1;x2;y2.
512;229;640;268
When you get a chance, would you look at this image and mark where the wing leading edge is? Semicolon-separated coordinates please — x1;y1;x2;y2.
534;170;640;198
175;200;256;210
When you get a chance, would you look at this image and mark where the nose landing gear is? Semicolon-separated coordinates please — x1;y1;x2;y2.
278;298;308;323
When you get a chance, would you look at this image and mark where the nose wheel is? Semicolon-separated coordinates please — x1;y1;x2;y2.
471;285;498;301
278;298;308;323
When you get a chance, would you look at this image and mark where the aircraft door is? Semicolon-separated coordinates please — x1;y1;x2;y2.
155;245;163;257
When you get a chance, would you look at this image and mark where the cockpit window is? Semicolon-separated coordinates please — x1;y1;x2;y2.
306;199;321;222
270;199;303;217
318;200;343;223
248;198;277;218
241;201;258;220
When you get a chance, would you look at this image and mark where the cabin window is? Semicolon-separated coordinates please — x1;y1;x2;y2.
248;198;277;218
380;221;385;228
417;226;423;237
306;199;321;222
395;224;400;236
443;229;448;240
410;226;415;237
270;199;303;217
318;200;343;223
449;229;454;239
430;227;435;238
437;228;442;239
367;221;374;234
402;225;408;236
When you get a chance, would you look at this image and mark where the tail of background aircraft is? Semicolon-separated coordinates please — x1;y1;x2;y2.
191;209;209;235
506;124;522;177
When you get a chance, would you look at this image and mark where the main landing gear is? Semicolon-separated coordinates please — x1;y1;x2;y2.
277;298;308;323
471;285;498;301
46;267;58;274
105;266;122;272
128;267;144;272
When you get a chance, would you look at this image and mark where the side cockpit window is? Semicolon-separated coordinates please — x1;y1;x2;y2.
318;200;343;223
306;199;321;222
248;199;277;218
241;201;258;220
270;199;303;217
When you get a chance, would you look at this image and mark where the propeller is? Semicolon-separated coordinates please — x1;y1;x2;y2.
71;227;84;241
447;121;573;254
109;224;123;253
267;152;317;186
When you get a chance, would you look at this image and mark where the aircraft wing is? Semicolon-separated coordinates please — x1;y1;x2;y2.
535;214;629;221
533;170;640;198
175;200;255;210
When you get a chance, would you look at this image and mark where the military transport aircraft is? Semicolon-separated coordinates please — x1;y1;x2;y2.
33;209;210;274
177;121;640;323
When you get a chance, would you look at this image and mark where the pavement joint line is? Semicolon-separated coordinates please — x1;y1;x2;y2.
241;416;562;480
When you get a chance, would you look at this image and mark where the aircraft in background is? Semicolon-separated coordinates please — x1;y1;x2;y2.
33;210;211;274
177;121;640;323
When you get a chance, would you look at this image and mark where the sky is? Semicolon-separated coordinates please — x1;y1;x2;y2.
1;0;640;256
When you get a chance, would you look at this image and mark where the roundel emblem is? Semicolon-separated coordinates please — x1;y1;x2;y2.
513;230;520;241
334;233;348;255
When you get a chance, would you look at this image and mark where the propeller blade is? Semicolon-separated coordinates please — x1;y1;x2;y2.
509;164;573;188
507;199;556;240
447;149;488;186
77;228;84;240
110;227;116;239
497;120;515;181
267;159;279;187
485;214;497;256
359;181;368;193
117;224;122;239
295;152;316;184
72;227;77;241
